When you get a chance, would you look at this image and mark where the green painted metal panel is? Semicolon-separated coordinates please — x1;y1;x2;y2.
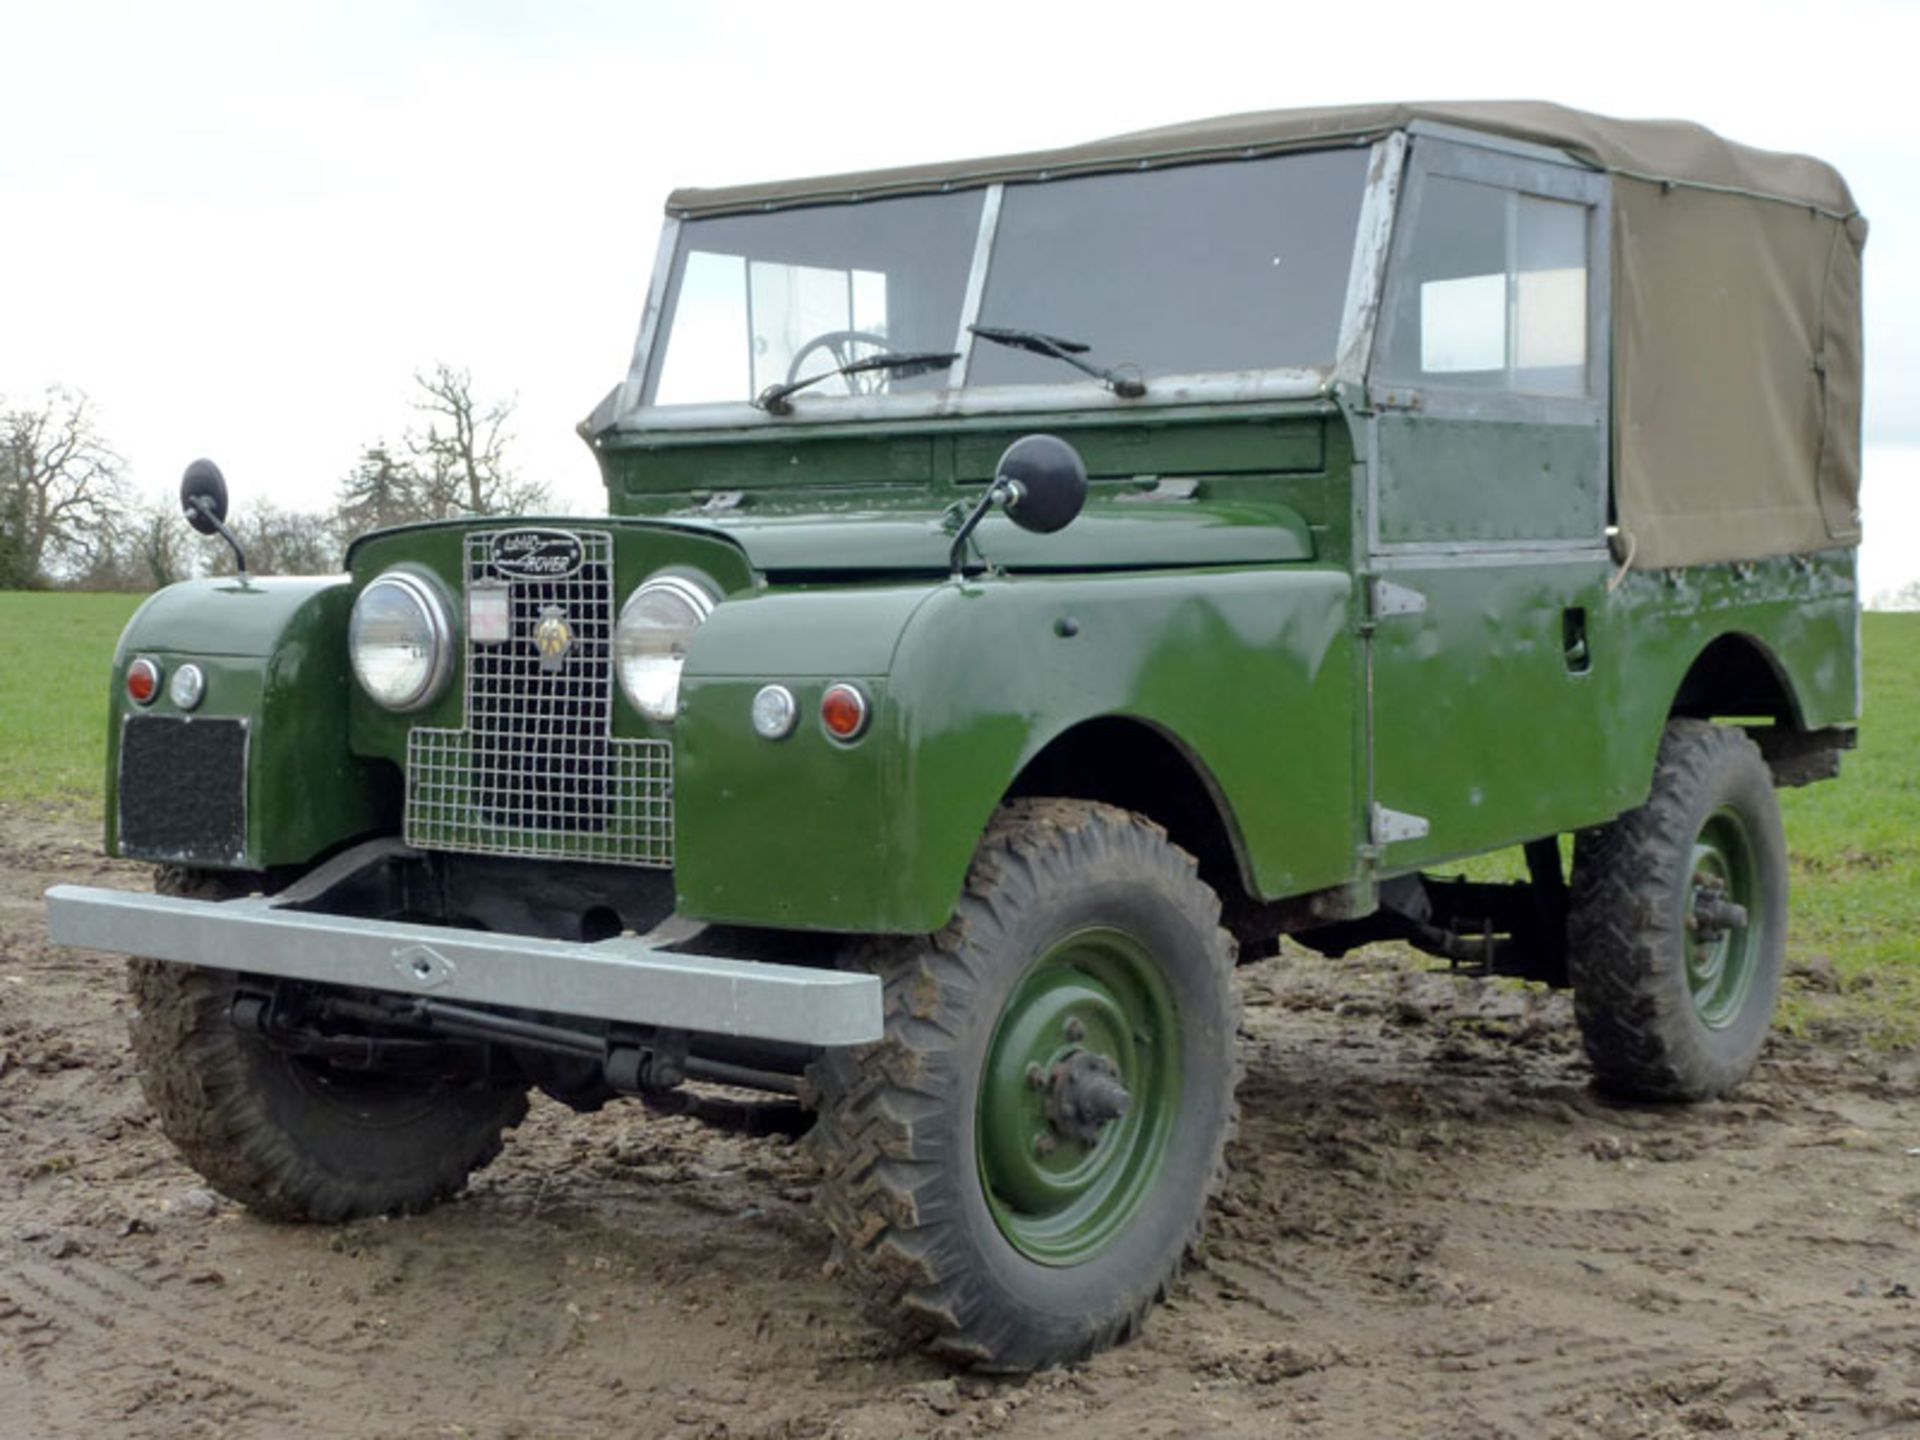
106;578;392;869
1370;558;1613;869
672;566;1357;932
949;420;1324;481
676;500;1314;575
1376;414;1604;543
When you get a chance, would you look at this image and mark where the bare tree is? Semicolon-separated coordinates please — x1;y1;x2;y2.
333;442;431;542
0;387;129;582
135;492;189;589
202;501;340;578
406;363;549;517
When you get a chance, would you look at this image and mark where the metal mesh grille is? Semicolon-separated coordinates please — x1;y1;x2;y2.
404;530;674;867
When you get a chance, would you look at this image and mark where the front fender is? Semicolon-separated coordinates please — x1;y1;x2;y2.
107;576;393;868
673;567;1355;932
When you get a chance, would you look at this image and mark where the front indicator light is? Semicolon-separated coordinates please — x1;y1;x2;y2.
820;683;870;742
751;684;797;740
169;663;206;711
126;657;162;706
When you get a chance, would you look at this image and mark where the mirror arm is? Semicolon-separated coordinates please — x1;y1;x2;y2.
948;477;1021;580
191;495;250;579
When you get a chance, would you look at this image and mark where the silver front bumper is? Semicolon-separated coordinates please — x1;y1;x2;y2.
44;884;882;1047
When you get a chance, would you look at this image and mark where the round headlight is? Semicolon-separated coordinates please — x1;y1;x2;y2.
350;571;453;712
616;574;716;723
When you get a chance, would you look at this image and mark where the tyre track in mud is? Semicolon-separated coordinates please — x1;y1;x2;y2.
6;807;1920;1438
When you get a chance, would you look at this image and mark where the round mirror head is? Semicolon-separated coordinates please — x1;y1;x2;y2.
180;458;229;536
996;434;1087;535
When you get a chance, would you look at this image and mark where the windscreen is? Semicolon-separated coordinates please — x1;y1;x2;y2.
645;190;985;406
968;149;1370;386
642;147;1370;408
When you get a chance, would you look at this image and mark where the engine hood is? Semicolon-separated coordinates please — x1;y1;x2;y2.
659;498;1314;577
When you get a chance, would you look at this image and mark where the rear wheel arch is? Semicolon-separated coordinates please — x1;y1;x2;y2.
1669;631;1804;728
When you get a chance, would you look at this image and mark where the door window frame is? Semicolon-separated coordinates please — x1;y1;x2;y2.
1364;127;1613;560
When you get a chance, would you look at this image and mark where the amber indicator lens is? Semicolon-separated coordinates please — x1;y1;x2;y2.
126;657;161;706
820;683;870;741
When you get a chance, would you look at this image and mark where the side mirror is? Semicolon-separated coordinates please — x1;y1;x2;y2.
948;434;1089;577
180;458;249;577
180;459;229;536
995;434;1088;535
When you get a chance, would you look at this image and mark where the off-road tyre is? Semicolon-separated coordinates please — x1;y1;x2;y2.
128;866;530;1222
1568;720;1789;1101
809;799;1241;1371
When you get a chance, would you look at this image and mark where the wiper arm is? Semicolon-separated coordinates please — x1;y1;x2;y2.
968;324;1147;399
755;350;960;415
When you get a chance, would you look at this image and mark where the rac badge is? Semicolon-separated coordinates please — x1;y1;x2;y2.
533;606;574;671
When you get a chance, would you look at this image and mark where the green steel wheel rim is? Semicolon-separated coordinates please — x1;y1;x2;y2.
1686;806;1761;1029
976;926;1181;1266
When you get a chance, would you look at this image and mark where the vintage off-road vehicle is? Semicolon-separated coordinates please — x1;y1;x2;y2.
50;101;1866;1369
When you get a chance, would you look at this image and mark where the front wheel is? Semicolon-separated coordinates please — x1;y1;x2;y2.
809;799;1240;1371
1567;720;1789;1101
129;867;530;1222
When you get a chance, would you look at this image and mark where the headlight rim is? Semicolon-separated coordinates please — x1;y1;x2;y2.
616;571;719;724
350;568;456;714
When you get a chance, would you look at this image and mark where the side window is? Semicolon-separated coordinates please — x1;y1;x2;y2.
1378;175;1590;397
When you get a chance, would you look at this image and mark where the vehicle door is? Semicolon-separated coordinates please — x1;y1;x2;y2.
1363;130;1613;870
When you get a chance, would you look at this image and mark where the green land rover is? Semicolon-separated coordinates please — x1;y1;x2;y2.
48;101;1867;1370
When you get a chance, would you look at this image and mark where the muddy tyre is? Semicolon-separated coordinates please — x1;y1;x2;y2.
809;799;1240;1371
128;866;529;1222
1568;721;1788;1101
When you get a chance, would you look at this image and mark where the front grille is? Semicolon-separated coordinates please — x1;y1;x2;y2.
404;530;674;867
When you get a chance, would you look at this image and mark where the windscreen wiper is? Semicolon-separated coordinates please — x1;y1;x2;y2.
967;324;1147;399
755;350;960;415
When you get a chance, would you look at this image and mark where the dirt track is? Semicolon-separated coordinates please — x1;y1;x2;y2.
4;810;1919;1439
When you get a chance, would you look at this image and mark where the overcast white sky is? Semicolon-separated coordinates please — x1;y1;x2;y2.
2;0;1915;598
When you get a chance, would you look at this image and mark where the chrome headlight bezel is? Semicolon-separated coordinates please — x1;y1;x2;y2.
349;569;455;713
616;572;718;724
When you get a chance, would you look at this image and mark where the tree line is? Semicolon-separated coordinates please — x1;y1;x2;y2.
0;364;553;592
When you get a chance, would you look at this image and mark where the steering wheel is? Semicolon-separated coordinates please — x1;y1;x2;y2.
784;330;893;393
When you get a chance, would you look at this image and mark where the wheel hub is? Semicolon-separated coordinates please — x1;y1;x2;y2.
976;926;1180;1266
1685;809;1762;1029
1688;873;1749;942
1043;1049;1133;1147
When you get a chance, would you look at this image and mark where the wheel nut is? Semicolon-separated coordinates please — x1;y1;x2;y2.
1034;1133;1057;1158
1026;1062;1047;1090
1064;1017;1085;1042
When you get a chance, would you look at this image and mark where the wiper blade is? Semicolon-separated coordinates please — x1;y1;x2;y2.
755;350;960;415
968;324;1147;399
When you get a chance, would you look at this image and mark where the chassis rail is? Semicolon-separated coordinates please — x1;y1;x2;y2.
44;884;882;1047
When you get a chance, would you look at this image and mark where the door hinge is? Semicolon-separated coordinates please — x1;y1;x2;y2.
1371;578;1427;619
1370;804;1431;846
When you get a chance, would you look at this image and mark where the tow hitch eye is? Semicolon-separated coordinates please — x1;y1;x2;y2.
1042;1050;1133;1147
1688;875;1749;941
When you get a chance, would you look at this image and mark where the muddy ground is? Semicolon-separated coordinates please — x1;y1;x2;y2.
3;810;1919;1439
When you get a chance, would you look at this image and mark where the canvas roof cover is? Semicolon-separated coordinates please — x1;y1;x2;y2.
667;102;1866;568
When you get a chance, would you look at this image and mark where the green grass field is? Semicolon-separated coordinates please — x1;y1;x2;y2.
0;592;144;807
1;592;1913;1037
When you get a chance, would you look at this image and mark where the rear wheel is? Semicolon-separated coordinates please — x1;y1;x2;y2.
129;867;529;1221
1567;721;1788;1101
809;799;1240;1370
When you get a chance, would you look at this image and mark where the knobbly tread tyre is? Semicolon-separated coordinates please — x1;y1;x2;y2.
808;798;1241;1371
129;866;529;1222
1568;720;1789;1102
